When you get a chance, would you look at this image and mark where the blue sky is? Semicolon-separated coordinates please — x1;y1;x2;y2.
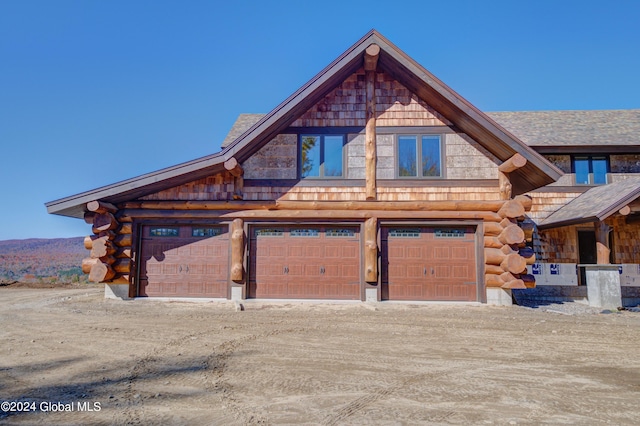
1;0;639;240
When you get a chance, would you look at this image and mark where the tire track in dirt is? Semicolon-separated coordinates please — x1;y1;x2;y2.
321;371;442;426
119;321;310;425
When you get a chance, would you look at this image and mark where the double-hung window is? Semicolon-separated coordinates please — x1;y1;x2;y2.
573;155;608;185
397;135;442;178
300;135;344;178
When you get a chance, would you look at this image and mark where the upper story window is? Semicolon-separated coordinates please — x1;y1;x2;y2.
300;135;344;178
573;155;608;185
397;135;442;178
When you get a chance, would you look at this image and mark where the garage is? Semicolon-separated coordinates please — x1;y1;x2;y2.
381;226;478;301
248;225;361;299
139;224;229;298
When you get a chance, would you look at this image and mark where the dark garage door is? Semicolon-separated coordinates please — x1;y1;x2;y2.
249;226;360;299
139;225;229;298
381;226;477;301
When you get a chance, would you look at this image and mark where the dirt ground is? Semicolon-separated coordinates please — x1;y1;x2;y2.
1;284;639;425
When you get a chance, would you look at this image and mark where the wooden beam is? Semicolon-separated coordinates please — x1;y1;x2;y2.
363;43;380;71
87;200;118;214
364;217;378;283
497;154;528;200
619;205;631;216
121;208;503;221
224;157;243;177
595;221;612;264
230;218;245;282
224;157;244;200
123;199;510;212
498;153;528;173
92;212;119;233
365;49;377;200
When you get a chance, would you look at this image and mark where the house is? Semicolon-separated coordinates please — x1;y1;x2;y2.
45;30;640;306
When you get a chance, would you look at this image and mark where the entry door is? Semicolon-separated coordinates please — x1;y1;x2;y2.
381;226;478;301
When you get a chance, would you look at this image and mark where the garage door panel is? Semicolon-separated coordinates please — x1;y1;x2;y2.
250;226;360;300
140;225;229;298
383;226;478;302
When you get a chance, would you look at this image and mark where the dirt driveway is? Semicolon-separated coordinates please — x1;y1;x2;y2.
1;284;639;425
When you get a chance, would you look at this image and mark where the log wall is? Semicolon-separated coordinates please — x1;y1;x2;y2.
82;201;133;285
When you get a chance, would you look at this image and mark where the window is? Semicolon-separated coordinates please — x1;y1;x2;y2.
389;229;421;238
300;135;344;178
397;135;442;177
150;227;179;237
434;229;465;238
573;156;608;185
192;227;221;237
290;229;319;237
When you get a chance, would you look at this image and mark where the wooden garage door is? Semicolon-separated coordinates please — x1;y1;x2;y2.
381;226;477;301
249;226;360;299
139;225;229;298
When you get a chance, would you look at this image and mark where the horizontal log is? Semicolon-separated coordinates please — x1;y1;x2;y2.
498;224;525;245
485;248;527;274
119;223;133;234
90;236;116;258
520;222;534;242
109;275;130;284
113;258;131;274
497;200;525;219
485;264;506;275
82;258;99;274
485;273;505;288
619;205;631;216
224;157;243;177
122;199;510;212
484;236;504;249
114;233;132;248
514;195;533;212
84;235;96;250
99;255;116;266
501;279;527;289
120;208;502;221
483;222;503;236
83;211;96;225
93;212;119;232
498;153;527;173
89;262;115;283
521;273;536;289
87;200;117;214
116;248;132;258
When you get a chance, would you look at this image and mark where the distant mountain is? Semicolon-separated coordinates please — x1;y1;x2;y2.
0;237;88;282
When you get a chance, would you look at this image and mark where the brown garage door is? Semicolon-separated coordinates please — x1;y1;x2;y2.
139;225;229;298
381;226;477;301
249;226;360;299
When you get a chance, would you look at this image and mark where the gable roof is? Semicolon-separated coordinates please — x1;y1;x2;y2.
489;110;640;149
46;29;561;219
539;177;640;229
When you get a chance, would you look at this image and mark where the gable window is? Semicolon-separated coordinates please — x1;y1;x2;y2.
300;135;344;178
573;155;608;185
397;135;442;178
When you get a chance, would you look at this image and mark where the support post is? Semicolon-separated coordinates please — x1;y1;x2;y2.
497;153;527;200
364;217;378;283
595;221;612;264
230;218;245;282
224;157;244;200
364;44;379;201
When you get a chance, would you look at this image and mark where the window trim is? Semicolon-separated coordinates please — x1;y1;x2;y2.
572;155;609;185
395;134;444;179
299;134;346;179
